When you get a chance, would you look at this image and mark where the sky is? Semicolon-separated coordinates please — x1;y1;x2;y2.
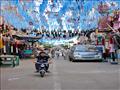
0;0;120;31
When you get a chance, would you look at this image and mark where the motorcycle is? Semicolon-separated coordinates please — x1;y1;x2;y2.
35;61;48;77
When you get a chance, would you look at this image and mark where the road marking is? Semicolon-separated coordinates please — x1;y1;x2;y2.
8;77;20;81
52;60;61;90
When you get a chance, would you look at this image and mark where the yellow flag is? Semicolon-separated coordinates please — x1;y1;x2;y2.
96;29;98;35
0;37;3;49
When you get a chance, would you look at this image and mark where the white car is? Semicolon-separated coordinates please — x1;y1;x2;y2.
69;45;103;62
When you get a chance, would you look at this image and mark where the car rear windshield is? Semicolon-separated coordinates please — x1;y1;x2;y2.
75;46;97;52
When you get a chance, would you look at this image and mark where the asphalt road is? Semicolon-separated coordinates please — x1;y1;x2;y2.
1;57;120;90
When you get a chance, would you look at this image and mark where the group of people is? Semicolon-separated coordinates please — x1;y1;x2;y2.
50;47;69;60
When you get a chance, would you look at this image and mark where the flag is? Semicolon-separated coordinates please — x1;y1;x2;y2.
0;35;3;49
29;21;33;25
96;29;98;35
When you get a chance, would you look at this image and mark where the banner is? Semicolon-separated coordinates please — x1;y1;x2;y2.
0;34;3;49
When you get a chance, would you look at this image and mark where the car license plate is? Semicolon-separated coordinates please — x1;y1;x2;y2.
82;56;93;58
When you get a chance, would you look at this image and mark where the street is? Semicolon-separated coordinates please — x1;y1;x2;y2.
1;57;120;90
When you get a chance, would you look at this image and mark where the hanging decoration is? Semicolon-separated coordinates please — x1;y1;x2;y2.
0;0;120;31
29;21;33;25
98;1;109;15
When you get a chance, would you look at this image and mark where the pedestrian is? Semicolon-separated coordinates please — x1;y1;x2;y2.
109;44;116;62
62;49;67;60
55;50;60;58
51;49;55;58
102;45;106;61
109;36;116;62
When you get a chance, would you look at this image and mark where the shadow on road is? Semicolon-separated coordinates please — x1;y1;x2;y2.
32;73;53;78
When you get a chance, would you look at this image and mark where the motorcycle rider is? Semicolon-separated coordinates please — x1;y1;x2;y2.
35;51;51;73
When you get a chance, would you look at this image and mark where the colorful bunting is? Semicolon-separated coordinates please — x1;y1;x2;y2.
0;0;120;30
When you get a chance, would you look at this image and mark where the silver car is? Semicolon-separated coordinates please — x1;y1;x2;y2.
69;45;103;61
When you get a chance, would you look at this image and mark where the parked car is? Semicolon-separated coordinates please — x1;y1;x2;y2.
68;45;103;62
